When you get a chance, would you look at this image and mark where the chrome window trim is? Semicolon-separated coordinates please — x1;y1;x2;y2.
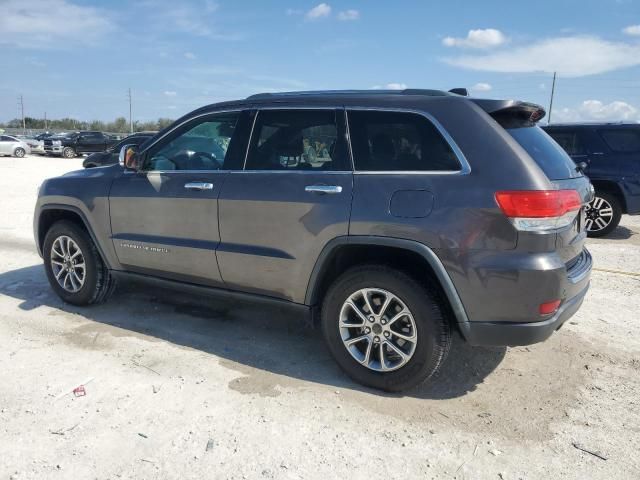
345;107;471;175
241;106;351;173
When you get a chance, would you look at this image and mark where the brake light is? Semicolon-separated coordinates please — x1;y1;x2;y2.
495;190;582;232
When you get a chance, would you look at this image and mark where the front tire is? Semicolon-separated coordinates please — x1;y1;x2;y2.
43;220;115;305
62;147;76;158
321;265;451;392
14;148;25;158
586;191;621;237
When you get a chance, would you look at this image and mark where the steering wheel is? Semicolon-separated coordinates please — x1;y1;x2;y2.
191;151;222;169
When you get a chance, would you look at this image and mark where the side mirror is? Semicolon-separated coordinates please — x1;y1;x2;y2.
119;144;140;170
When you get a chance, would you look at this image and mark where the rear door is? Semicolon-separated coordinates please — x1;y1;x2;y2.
216;108;353;302
0;136;12;154
109;110;247;286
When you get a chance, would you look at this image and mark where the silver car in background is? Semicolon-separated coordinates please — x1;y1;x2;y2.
0;135;31;157
15;135;45;155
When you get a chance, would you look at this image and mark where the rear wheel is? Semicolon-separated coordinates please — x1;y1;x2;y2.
14;148;25;158
62;147;76;158
586;191;621;237
321;265;451;392
43;221;115;305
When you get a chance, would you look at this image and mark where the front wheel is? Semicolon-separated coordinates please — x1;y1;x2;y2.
62;147;76;158
586;192;621;237
321;265;451;392
43;221;115;305
14;148;25;158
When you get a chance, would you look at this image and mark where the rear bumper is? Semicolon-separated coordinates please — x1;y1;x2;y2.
460;282;589;346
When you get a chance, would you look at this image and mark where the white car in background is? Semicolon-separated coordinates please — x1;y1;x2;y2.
0;135;31;157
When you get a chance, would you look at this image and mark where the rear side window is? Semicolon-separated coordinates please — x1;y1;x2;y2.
245;109;347;171
507;126;582;180
546;130;585;156
347;110;461;172
599;129;640;153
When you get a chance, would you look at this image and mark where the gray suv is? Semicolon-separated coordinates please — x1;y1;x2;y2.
34;90;593;391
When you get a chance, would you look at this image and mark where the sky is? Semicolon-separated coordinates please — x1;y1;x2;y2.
0;0;639;124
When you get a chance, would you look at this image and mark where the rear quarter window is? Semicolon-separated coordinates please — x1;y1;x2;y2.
599;129;640;153
507;126;582;180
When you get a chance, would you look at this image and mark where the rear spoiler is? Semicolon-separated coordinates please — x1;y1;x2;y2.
471;99;546;126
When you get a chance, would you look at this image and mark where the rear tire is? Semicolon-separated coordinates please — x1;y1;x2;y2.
586;191;621;238
43;220;115;306
63;147;76;158
14;148;25;158
321;265;451;392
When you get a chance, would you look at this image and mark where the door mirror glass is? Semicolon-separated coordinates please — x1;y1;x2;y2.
119;144;139;170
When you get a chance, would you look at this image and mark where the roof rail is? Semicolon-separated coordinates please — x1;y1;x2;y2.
246;89;452;100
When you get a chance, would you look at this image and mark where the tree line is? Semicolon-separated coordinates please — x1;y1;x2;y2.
0;116;175;133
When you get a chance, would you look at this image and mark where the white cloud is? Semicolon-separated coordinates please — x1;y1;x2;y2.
622;24;640;36
184;52;196;60
442;29;507;49
164;91;177;96
337;9;359;21
554;100;639;123
372;83;408;90
445;36;640;77
471;82;492;92
0;0;113;49
306;3;331;20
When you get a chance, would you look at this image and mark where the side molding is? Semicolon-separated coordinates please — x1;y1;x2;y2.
304;235;470;325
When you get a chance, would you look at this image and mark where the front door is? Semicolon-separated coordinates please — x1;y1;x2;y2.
217;108;353;302
109;110;246;286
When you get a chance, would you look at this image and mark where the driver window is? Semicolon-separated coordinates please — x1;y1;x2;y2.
144;112;239;171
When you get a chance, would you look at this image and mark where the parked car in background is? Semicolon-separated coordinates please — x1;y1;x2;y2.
0;135;31;157
543;123;640;237
34;89;593;391
44;131;118;158
15;135;45;155
83;133;155;168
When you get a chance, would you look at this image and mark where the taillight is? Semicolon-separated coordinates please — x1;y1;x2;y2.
495;190;582;232
539;300;561;315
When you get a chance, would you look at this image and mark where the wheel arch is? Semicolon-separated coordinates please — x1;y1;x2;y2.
36;205;110;268
305;236;469;326
590;180;627;213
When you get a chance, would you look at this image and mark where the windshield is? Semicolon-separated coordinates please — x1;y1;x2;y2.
507;126;582;180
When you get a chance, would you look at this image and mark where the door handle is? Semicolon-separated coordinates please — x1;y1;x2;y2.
184;182;214;191
305;185;343;194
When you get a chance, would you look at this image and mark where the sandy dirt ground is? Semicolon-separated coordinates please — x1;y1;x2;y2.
1;155;639;480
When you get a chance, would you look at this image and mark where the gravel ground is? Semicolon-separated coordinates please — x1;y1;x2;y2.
1;155;639;480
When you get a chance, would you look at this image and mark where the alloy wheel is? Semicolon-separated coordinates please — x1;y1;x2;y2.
339;288;417;372
50;235;86;293
585;196;613;233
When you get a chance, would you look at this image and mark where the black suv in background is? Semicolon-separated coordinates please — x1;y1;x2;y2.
44;131;118;158
543;123;640;236
34;90;593;391
83;133;155;168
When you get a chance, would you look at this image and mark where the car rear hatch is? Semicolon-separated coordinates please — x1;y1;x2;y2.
475;100;593;266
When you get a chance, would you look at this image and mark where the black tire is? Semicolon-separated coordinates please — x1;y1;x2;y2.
62;147;76;158
321;265;451;392
14;148;26;158
43;220;115;306
586;191;622;238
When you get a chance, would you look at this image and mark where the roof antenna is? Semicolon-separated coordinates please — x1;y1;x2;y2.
448;88;469;96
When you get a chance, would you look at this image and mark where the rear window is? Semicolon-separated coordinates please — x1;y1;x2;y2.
507;126;582;180
599;129;640;153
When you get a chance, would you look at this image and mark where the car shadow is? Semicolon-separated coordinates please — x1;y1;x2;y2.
0;264;506;399
591;225;636;241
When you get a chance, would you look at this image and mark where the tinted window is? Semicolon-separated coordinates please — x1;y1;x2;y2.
145;112;239;171
347;110;460;171
0;136;13;141
546;130;585;156
245;110;346;171
599;129;640;153
507;127;581;180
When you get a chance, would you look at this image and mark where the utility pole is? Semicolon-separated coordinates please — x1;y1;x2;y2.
548;71;557;124
18;95;25;134
127;88;133;134
44;112;48;130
